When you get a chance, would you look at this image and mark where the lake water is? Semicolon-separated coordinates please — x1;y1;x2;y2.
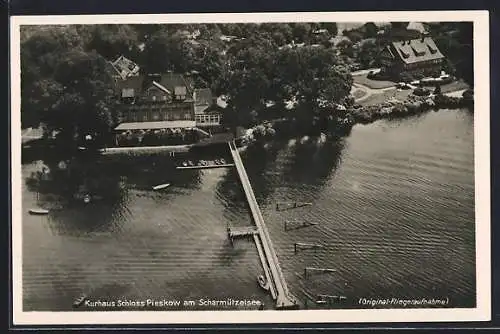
21;109;475;311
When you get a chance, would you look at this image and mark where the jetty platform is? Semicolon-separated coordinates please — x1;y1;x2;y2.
228;226;258;239
228;141;298;310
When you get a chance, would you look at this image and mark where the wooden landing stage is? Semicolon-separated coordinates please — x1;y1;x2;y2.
229;141;298;310
228;227;258;240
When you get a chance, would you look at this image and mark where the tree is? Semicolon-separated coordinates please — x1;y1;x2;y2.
290;23;312;43
142;31;193;73
433;23;473;86
363;22;379;38
22;79;63;129
190;41;226;90
336;39;354;57
357;39;380;69
44;50;118;149
21;26;90;128
343;30;363;43
320;22;338;36
87;25;140;61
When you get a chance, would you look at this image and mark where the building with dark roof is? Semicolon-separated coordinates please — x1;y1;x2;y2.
379;36;445;79
193;88;222;128
114;72;196;129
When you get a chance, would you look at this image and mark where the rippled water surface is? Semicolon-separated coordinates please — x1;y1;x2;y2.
22;109;475;311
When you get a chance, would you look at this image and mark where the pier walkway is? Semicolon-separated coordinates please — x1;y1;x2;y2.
228;141;298;309
176;164;235;170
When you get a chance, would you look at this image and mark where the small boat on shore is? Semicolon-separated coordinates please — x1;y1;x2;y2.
257;275;270;291
28;208;49;215
153;183;171;191
73;293;88;308
220;158;226;164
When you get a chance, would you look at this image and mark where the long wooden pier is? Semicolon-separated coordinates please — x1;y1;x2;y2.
228;141;298;309
176;164;235;170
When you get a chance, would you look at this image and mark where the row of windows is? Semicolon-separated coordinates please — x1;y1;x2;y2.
149;95;186;101
119;111;193;122
119;108;191;114
121;102;193;109
195;114;221;124
404;59;442;69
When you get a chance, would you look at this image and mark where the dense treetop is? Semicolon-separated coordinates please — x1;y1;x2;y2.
20;22;473;147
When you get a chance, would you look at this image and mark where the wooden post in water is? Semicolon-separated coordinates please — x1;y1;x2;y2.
304;267;337;279
227;227;234;247
294;242;324;254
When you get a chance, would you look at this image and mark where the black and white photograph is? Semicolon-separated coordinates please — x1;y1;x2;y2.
11;11;490;324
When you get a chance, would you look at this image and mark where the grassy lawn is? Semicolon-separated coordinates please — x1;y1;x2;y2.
358;88;412;106
353;74;396;90
352;88;368;100
433;80;470;93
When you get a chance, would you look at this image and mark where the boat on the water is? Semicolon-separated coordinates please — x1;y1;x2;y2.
153;183;171;191
28;208;49;215
83;194;91;204
73;293;88;308
257;274;270;291
182;161;188;167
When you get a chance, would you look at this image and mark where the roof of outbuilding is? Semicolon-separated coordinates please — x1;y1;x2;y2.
389;37;445;64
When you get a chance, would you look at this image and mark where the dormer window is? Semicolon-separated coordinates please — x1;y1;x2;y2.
411;46;425;57
174;86;187;100
399;48;410;58
427;43;437;54
122;88;134;98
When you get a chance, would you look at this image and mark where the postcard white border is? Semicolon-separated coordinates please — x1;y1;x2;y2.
10;10;491;325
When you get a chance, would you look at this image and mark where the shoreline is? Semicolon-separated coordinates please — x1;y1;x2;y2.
23;90;472;156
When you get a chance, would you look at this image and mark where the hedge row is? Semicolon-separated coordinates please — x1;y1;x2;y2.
349;94;472;125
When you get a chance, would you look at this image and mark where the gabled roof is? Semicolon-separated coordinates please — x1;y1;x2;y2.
389;37;444;64
115;73;194;98
194;105;210;115
194;88;213;106
157;73;194;97
115;75;145;96
152;81;171;95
